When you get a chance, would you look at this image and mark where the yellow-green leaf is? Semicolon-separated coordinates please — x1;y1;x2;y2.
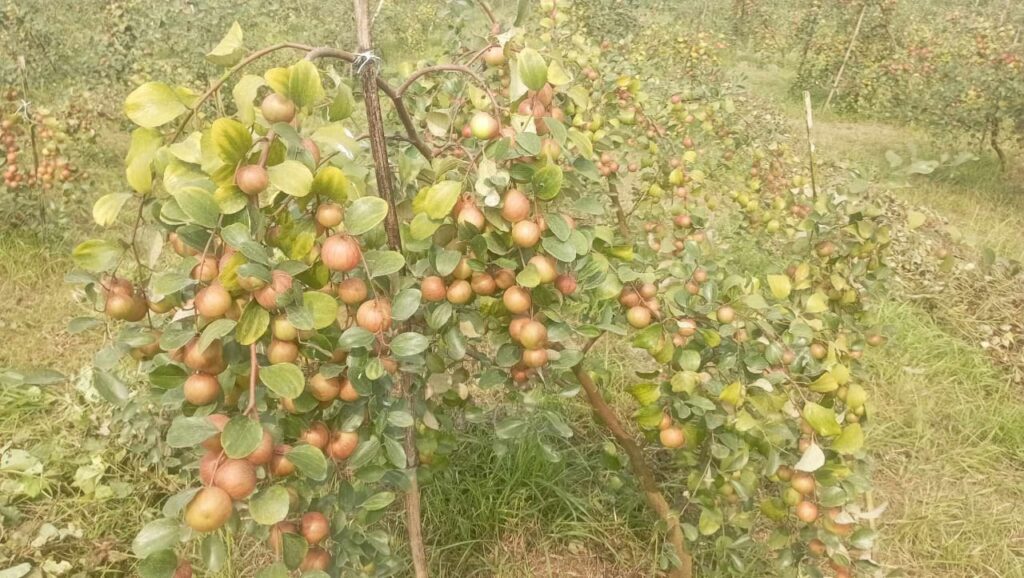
517;48;548;91
125;128;163;193
311;166;349;203
232;75;265;125
832;423;864;454
287;60;324;109
124;82;188;128
210;118;253;164
268;160;313;197
767;274;791;300
93;193;132;227
206;22;245;67
805;291;829;314
802;402;842;437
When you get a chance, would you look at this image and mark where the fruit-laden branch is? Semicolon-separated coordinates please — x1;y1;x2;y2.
351;1;429;577
304;47;433;161
571;335;693;578
395;64;503;131
171;42;314;142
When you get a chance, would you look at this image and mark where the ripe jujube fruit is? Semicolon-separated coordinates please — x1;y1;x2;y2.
192;256;219;283
446;279;473;304
254;270;293;310
509;316;530;343
355;298;392;332
301;421;330;449
184;373;221;406
470;273;497;296
482;45;506;66
301;511;330;545
195;283;232;319
494;268;516;289
105;292;148;322
308;373;342;401
337;378;359;402
518;320;547;350
511;220;541;248
791;472;815;495
328;430;359;460
795;500;819;523
456;202;486;230
337;277;368;305
267;339;299;364
315;202;344;228
469;111;499;140
528;255;557;284
272;316;298;341
322;235;362;272
659;426;685;448
184;486;233;533
421;276;446;302
300;547;331;571
183;338;226;374
554;274;577;295
501;189;531;223
452;257;473;280
503;286;532;314
521;348;548;368
270;445;296;477
201;457;256;500
235;164;268;196
716;305;736;324
248;430;275;466
174;560;193;578
261;93;296;123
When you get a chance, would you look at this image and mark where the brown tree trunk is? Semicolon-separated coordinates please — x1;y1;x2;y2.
351;2;429;577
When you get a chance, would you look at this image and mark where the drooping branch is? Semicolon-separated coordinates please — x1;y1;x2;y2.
171;42;314;142
351;2;429;577
571;359;693;578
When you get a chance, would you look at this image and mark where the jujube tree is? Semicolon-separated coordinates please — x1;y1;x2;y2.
71;1;886;576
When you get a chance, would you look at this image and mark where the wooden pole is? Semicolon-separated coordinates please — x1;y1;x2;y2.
823;3;868;111
803;91;819;203
351;2;429;576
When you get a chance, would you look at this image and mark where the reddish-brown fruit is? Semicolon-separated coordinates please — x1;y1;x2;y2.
270;445;296;477
309;373;342;402
302;138;322;165
509;316;531;343
328;430;360;460
446;279;473;304
795;500;819;523
254;270;293;310
554;274;577;295
810;343;828;360
322;235;362;273
511;220;541;248
337;277;368;306
355;298;392;332
421;276;447;302
267;339;299;364
716;305;736;324
659;426;686;448
470;273;497;296
195;284;232;319
519;320;547;350
456;203;486;230
469;111;499;140
501;189;531;223
521;348;548;368
192;256;219;284
482;45;506;67
301;422;331;449
262;93;296;123
658;414;673;431
174;560;193;578
248;430;275;466
184;487;232;532
105;293;148;322
235;165;268;196
184;373;221;406
203;458;257;500
791;472;816;495
639;282;657;299
316;203;344;228
301;511;330;545
200;414;229;452
808;538;826;556
452;257;473;280
300;547;331;571
494;268;516;289
337;378;359;402
183;338;226;374
503;286;532;314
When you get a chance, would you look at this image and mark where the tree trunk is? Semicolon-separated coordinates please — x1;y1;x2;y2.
351;2;429;577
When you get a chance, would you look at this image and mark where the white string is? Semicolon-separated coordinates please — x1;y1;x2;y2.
16;99;33;123
352;51;381;74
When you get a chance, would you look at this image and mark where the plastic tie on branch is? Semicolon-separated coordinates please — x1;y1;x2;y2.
16;99;34;123
352;51;381;74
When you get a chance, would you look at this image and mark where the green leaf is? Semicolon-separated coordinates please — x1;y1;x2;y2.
907;211;927;230
233;75;265;125
516;264;541;288
167;416;220;447
767;274;791;300
329;83;355;121
360;492;395;511
302;291;339;329
132;518;181;557
173;187;220;228
222;416;262;459
311;166;349;202
417;181;461;219
201;534;227;573
254;563;290;578
125;128;163;193
199;319;236;354
345;197;389;235
93;369;130;406
495;417;528;439
211;118;253;164
249;485;290;525
435;249;462;276
268;160;313;197
392;289;421;321
287;445;328;481
236;301;270;345
532;164;563;200
387;411;414;428
124;82;188;128
677;350;701;372
260;363;304;399
287;60;325;109
541;236;576;262
391;332;429;356
802;403;842;437
346;436;379;469
832;423;864;454
282;532;308;570
517;48;548;91
805;292;829;314
699;507;722;535
73;239;123;272
363;250;405;278
138;550;178;578
207;21;244;66
338;327;375;350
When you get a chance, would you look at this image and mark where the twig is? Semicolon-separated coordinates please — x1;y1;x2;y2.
245;344;260;418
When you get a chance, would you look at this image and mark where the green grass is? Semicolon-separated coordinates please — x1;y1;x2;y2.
866;300;1024;577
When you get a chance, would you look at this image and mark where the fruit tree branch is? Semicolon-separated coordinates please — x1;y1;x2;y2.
245;343;259;418
395;64;503;131
569;332;692;578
